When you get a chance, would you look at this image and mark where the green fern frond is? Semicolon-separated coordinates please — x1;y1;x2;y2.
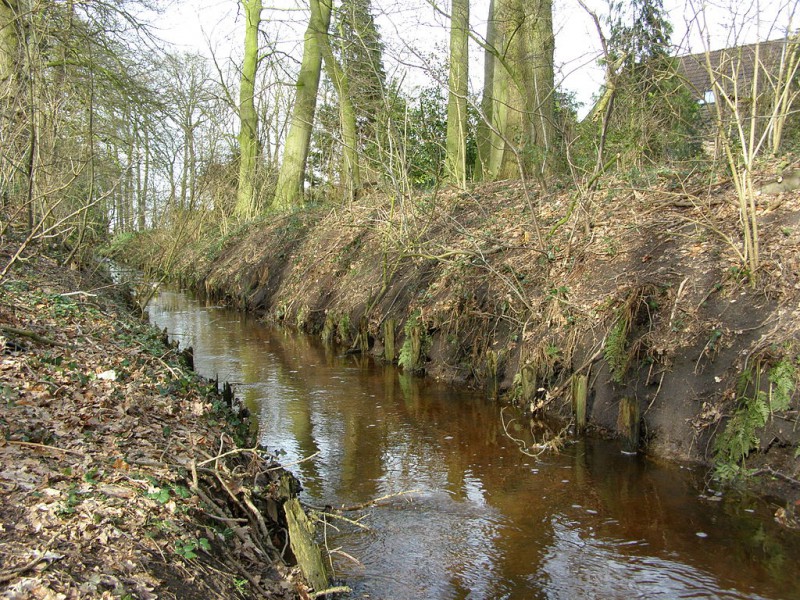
768;358;796;413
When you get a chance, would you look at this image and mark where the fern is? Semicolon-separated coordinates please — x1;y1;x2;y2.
398;310;428;372
768;358;796;413
714;390;769;479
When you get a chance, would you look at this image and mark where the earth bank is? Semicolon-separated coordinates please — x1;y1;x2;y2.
0;237;324;599
115;176;800;508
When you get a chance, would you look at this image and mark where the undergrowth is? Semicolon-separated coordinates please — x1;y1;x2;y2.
398;310;429;372
714;355;798;481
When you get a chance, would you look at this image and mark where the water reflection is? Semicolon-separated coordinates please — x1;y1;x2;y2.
147;287;800;600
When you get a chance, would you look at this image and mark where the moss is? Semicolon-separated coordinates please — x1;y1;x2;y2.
604;312;631;384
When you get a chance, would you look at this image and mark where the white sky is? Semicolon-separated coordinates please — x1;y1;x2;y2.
150;0;795;117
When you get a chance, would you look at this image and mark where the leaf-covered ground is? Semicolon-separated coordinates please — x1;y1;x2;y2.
0;241;302;598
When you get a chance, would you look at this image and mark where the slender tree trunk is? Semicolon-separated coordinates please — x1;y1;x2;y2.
445;0;469;188
273;0;333;211
138;126;149;230
475;0;498;181
320;32;360;201
235;0;262;218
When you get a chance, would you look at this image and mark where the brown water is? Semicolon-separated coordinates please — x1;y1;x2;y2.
146;287;800;600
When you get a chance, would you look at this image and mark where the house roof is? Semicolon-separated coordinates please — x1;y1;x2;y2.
675;38;795;101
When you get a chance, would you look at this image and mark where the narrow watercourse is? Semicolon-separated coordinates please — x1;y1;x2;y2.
147;284;800;600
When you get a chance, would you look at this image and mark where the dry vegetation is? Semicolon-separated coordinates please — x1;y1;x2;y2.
113;165;800;500
0;236;308;599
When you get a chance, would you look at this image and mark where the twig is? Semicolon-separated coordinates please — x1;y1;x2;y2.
0;530;62;583
311;586;352;598
336;489;421;512
315;511;370;530
4;440;85;456
668;277;689;332
197;445;262;467
753;466;800;487
265;451;320;471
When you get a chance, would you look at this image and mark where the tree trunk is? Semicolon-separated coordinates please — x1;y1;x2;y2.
481;0;556;181
445;0;469;188
475;0;497;181
235;0;262;219
320;30;360;201
0;0;18;86
273;0;333;211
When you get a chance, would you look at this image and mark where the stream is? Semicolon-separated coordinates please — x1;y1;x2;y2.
145;284;800;600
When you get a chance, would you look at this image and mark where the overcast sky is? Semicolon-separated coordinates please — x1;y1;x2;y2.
151;0;794;117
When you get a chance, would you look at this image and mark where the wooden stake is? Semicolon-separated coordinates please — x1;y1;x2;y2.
520;362;536;403
384;318;396;362
572;374;588;433
486;350;499;399
617;396;640;454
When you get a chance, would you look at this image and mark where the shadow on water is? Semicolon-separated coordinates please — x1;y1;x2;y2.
146;285;800;600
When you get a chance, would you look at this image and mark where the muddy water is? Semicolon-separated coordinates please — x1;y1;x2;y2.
147;287;800;600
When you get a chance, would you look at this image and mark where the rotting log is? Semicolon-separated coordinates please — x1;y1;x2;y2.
280;475;328;592
571;374;588;433
284;497;328;592
617;396;640;454
384;318;396;362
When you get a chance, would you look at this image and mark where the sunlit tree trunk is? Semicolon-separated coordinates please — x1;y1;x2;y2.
320;33;360;201
445;0;469;188
273;0;333;210
235;0;262;218
480;0;556;181
475;0;496;181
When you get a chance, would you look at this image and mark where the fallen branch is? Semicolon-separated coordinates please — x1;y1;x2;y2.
0;325;66;347
753;466;800;487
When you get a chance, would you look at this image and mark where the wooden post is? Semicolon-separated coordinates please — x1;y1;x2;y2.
520;362;536;403
410;324;422;370
321;313;335;343
617;396;640;454
384;318;396;362
572;374;588;433
486;350;499;399
222;381;234;408
279;473;328;593
358;315;369;353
